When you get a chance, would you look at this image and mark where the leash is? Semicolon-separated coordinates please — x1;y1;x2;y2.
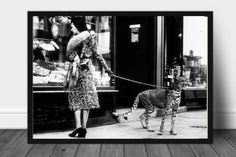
113;74;169;89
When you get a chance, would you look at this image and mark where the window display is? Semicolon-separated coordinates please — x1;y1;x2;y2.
163;16;207;89
183;50;207;88
32;16;113;87
183;16;208;89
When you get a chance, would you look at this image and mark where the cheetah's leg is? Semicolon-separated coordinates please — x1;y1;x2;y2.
170;109;177;135
158;109;167;135
144;106;155;132
139;99;150;129
139;98;154;131
139;113;147;129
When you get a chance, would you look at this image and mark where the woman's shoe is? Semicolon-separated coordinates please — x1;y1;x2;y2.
78;128;87;138
68;128;82;137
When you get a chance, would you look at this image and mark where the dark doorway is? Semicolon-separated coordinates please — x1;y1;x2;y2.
165;16;183;69
115;16;156;108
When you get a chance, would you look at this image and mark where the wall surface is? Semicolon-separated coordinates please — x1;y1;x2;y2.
0;0;235;129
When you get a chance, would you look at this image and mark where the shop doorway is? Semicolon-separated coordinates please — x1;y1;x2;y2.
115;16;156;108
164;16;184;74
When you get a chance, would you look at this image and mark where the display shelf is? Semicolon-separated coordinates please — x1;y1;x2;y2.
33;37;54;42
33;85;117;92
183;87;207;90
181;88;207;109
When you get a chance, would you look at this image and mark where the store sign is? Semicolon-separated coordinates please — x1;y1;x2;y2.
130;24;141;43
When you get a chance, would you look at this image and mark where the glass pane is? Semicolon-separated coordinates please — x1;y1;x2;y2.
183;16;208;89
93;16;112;87
32;16;113;87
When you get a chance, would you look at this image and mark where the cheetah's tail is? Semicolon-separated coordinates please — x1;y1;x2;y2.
112;93;141;122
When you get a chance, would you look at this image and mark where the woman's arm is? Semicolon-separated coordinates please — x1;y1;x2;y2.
93;46;113;76
66;31;90;61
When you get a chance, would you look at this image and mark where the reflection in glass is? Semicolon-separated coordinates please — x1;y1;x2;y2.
183;16;208;88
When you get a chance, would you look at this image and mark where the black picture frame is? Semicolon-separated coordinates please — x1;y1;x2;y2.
28;11;213;144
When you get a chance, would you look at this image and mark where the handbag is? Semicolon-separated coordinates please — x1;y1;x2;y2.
63;62;79;90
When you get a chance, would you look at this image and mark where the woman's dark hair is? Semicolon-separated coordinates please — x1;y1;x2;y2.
71;16;87;32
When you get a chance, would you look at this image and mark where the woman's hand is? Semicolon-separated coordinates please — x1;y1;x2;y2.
107;69;114;77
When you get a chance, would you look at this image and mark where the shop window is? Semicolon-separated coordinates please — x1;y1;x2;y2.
32;16;113;87
183;16;208;89
163;16;207;89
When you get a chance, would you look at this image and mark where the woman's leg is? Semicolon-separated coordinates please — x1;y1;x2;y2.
82;109;90;128
69;109;82;137
74;109;82;128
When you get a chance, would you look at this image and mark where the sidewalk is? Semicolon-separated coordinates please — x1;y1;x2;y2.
33;110;207;139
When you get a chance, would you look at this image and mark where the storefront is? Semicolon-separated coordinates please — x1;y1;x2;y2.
32;15;207;132
115;16;207;109
33;16;118;132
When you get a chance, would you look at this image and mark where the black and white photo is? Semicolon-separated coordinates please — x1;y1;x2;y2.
28;11;213;143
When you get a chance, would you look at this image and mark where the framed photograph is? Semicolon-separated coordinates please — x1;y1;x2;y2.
28;11;213;143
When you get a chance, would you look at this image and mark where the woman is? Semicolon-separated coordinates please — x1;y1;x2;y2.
65;16;113;138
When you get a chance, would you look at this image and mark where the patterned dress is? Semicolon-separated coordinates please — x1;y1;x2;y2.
66;31;112;111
